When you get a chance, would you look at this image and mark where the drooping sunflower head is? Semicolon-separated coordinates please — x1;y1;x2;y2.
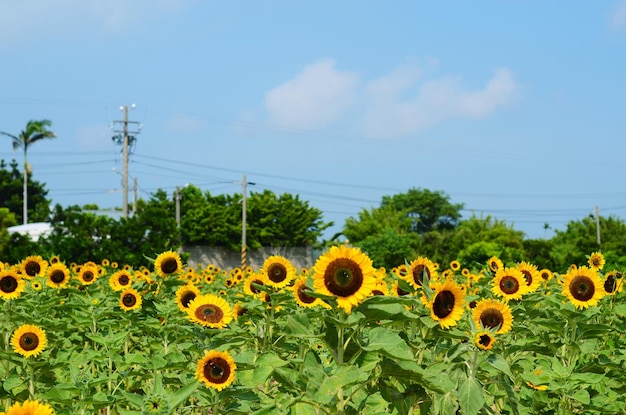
562;266;605;309
0;269;26;300
154;250;183;278
3;399;55;415
492;267;528;301
109;270;134;291
487;256;504;274
20;255;48;279
186;294;233;329
406;257;437;289
312;245;376;314
472;299;513;334
76;265;99;286
11;324;47;358
119;288;143;312
588;252;605;270
603;270;623;295
262;255;296;289
196;350;236;391
474;331;496;351
45;263;70;289
175;284;201;312
516;261;541;293
427;279;466;329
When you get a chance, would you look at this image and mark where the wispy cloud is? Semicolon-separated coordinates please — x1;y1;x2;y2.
261;60;520;139
0;0;188;45
264;58;359;130
609;0;626;30
362;67;520;138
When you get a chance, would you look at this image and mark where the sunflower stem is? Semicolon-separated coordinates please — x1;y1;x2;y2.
27;358;35;399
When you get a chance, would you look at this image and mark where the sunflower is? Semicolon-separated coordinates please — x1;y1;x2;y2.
3;399;55;415
101;258;110;267
76;265;99;286
196;350;236;391
588;252;605;270
45;263;70;289
292;277;328;308
427;279;466;329
449;260;461;271
539;268;553;282
154;250;183;278
393;264;409;279
603;270;623;295
141;393;168;415
186;294;233;329
119;288;143;312
492;267;527;301
243;273;267;298
474;331;496;351
472;299;513;334
30;281;43;291
371;280;390;296
11;324;47;358
562;266;605;309
487;256;503;273
405;257;437;289
19;255;48;279
175;284;201;312
109;270;134;291
262;255;296;289
0;270;26;300
312;245;376;313
516;261;541;293
391;280;412;297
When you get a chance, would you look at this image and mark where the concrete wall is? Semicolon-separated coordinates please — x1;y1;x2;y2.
182;246;318;270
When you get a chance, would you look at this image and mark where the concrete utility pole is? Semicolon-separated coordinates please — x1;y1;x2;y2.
112;104;141;218
241;175;256;270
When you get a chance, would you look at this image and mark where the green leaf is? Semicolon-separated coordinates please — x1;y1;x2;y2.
3;374;24;392
570;389;590;405
486;354;514;380
253;353;289;386
458;376;485;415
284;314;317;338
168;380;199;413
361;326;414;361
314;365;369;405
359;391;390;414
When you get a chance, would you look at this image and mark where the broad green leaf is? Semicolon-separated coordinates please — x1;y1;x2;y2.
458;376;485;415
253;353;289;386
168;380;199;413
3;374;24;391
314;365;369;405
361;326;414;361
569;389;590;405
486;354;514;380
284;314;317;338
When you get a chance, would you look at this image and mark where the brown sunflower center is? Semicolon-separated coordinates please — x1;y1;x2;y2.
249;279;264;294
540;271;550;281
19;333;39;351
24;261;41;277
371;289;385;296
160;258;179;274
489;261;499;272
267;263;287;283
180;291;197;308
412;264;430;287
50;270;66;284
122;293;137;307
604;275;616;293
297;285;316;304
204;357;231;384
478;334;492;347
324;258;364;297
520;270;533;286
0;276;19;293
118;274;130;285
499;276;520;294
480;309;503;330
82;271;95;282
195;304;224;323
432;290;456;319
569;275;595;301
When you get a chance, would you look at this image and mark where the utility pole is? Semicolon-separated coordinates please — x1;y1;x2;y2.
111;104;141;218
241;175;256;270
595;205;601;251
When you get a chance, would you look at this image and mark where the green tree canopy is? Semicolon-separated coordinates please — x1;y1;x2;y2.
0;159;51;224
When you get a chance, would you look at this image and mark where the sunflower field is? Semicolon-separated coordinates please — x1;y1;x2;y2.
1;247;625;414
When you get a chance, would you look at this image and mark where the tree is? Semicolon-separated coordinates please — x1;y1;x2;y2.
1;120;56;224
0;159;51;223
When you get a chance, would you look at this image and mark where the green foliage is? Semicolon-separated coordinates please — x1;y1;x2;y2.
0;159;51;224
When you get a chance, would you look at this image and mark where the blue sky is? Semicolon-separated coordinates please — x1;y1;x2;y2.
1;1;625;240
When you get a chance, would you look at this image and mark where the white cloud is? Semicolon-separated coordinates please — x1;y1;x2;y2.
0;0;188;45
362;67;520;139
75;124;114;151
164;114;206;133
609;0;626;30
264;58;359;130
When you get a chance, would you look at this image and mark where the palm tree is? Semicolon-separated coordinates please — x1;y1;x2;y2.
1;119;56;224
